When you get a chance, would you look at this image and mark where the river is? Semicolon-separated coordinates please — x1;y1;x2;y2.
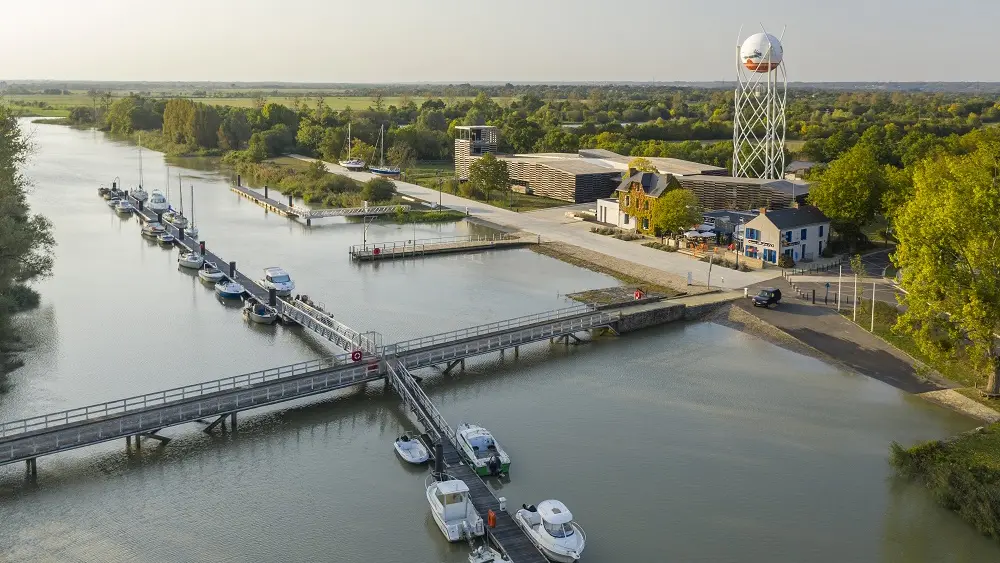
0;120;996;562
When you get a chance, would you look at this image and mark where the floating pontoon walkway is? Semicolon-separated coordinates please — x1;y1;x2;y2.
349;234;532;262
230;183;409;224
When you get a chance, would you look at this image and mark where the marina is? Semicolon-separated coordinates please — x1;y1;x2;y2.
3;121;998;563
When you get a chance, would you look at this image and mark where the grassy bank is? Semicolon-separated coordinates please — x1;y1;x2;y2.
890;425;1000;540
409;168;568;212
531;243;682;296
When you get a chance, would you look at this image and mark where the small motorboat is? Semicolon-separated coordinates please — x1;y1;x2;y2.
147;190;169;213
215;280;245;300
393;433;429;464
426;476;484;542
107;196;121;207
198;262;225;283
456;423;511;477
141;222;165;238
114;199;135;215
162;210;176;223
177;251;205;269
514;501;586;563
167;212;189;229
242;298;277;325
102;190;115;200
98;186;110;197
131;186;148;203
259;267;295;297
157;232;175;246
469;545;509;563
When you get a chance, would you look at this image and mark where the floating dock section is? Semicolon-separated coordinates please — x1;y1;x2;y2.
349;234;531;262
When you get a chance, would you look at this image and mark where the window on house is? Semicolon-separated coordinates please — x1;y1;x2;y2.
644;201;649;210
784;231;792;243
800;228;807;240
819;225;824;237
625;195;630;206
642;218;649;230
624;214;630;225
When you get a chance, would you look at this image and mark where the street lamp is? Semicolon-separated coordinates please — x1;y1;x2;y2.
363;214;377;250
734;217;744;270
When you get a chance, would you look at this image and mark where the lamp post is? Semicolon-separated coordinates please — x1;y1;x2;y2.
734;217;744;270
870;279;877;332
363;214;377;250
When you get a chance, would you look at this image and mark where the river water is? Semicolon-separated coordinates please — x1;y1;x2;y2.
0;121;996;562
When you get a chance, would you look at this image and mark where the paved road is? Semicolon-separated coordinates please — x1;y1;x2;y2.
293;155;782;290
736;289;948;394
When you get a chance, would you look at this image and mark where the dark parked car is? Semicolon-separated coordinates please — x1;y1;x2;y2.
751;288;782;308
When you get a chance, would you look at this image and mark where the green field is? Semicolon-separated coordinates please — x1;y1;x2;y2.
3;91;501;117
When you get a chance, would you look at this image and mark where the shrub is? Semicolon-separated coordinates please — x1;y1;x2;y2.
699;254;751;272
642;242;676;252
590;226;642;241
777;255;796;268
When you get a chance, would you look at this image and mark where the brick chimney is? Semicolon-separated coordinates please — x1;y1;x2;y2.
627;167;637;178
759;207;767;215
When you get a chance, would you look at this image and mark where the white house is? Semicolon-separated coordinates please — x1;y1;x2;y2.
596;198;632;229
741;204;830;265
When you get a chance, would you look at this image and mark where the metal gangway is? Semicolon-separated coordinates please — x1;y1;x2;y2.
277;299;380;355
298;204;410;218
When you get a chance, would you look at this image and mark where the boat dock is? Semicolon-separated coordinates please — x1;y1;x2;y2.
230;181;409;225
349;234;532;262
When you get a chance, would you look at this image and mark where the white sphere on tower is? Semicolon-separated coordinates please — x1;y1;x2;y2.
740;32;783;73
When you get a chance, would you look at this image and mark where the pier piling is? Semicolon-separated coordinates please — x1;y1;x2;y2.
199;241;205;254
229;261;236;277
237;174;241;187
268;288;277;307
178;228;185;242
264;185;268;198
156;213;162;224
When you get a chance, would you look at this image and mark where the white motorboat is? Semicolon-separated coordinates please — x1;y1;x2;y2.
141;222;165;238
198;262;225;282
107;196;121;207
393;433;429;464
426;476;485;542
469;545;509;563
157;232;175;246
131;186;148;203
456;423;511;477
114;199;135;214
177;251;205;269
147;190;169;213
514;501;586;563
242;298;278;325
259;267;295;297
215;280;245;300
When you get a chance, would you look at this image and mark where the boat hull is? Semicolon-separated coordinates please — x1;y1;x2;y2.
394;440;430;464
178;258;204;269
243;309;277;325
472;461;511;477
198;271;225;283
157;238;175;246
216;289;243;300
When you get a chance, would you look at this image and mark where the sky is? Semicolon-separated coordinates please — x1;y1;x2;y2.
2;0;999;83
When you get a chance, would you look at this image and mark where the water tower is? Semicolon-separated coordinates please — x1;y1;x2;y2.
733;27;787;180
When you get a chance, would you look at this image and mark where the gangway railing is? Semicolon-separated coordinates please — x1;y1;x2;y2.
390;304;600;354
295;204;410;218
348;234;519;258
278;299;379;354
385;358;454;443
0;355;347;440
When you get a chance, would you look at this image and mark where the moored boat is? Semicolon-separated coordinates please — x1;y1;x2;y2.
259;267;295;297
242;297;277;325
114;199;135;215
513;500;586;563
177;251;205;269
131;186;148;203
215;280;245;300
147;190;169;213
107;196;121;207
98;186;110;197
426;476;485;542
393;433;429;464
157;232;175;246
141;222;165;238
469;545;509;563
198;261;225;282
455;423;511;477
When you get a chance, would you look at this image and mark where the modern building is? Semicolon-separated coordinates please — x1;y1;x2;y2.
741;204;830;265
675;175;809;211
703;210;759;236
785;161;818;180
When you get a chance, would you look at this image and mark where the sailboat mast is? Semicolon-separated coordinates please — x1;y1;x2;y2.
380;124;385;166
138;133;143;188
179;175;184;215
166;167;170;204
347;122;351;159
190;184;195;226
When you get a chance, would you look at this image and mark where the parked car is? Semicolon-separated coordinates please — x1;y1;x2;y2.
751;288;782;308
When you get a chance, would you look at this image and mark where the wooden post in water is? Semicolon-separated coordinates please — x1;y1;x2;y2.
229;261;236;277
269;288;277;307
288;194;293;207
237;174;241;187
264;185;268;198
178;228;185;242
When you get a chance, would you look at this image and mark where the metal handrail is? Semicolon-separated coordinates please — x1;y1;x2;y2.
386;359;454;443
349;234;518;255
279;300;377;354
0;354;349;439
304;204;411;218
390;304;597;354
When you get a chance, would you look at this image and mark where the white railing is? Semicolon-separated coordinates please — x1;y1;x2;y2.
279;300;378;354
349;234;520;258
0;355;351;440
390;305;597;354
386;360;454;443
302;205;410;218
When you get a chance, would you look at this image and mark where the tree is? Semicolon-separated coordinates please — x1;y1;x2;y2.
651;189;701;235
468;153;510;202
305;160;327;181
361;177;396;203
246;133;268;162
808;143;887;246
627;157;658;173
387;144;415;171
0;104;55;344
893;144;1000;395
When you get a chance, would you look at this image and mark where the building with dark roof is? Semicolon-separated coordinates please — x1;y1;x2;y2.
742;204;831;265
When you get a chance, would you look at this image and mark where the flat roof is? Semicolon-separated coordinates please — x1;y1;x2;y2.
454;125;498;131
679;175;811;195
500;155;620;175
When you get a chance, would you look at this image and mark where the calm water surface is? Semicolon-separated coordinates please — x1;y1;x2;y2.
0;121;996;562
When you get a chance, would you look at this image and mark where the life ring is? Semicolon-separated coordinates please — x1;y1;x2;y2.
373;247;381;256
351;350;363;362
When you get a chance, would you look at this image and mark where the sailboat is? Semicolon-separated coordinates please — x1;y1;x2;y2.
338;122;366;171
369;124;401;177
167;174;189;229
131;133;149;203
161;167;176;221
186;184;199;239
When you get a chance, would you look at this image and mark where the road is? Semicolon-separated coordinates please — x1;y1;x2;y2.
292;155;782;290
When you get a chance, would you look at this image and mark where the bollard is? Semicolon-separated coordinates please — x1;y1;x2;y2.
812;289;815;304
268;288;276;307
744;287;748;298
156;213;162;224
237;174;241;187
178;228;185;241
264;185;268;198
434;442;444;478
229;261;236;277
199;241;206;255
137;199;143;212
